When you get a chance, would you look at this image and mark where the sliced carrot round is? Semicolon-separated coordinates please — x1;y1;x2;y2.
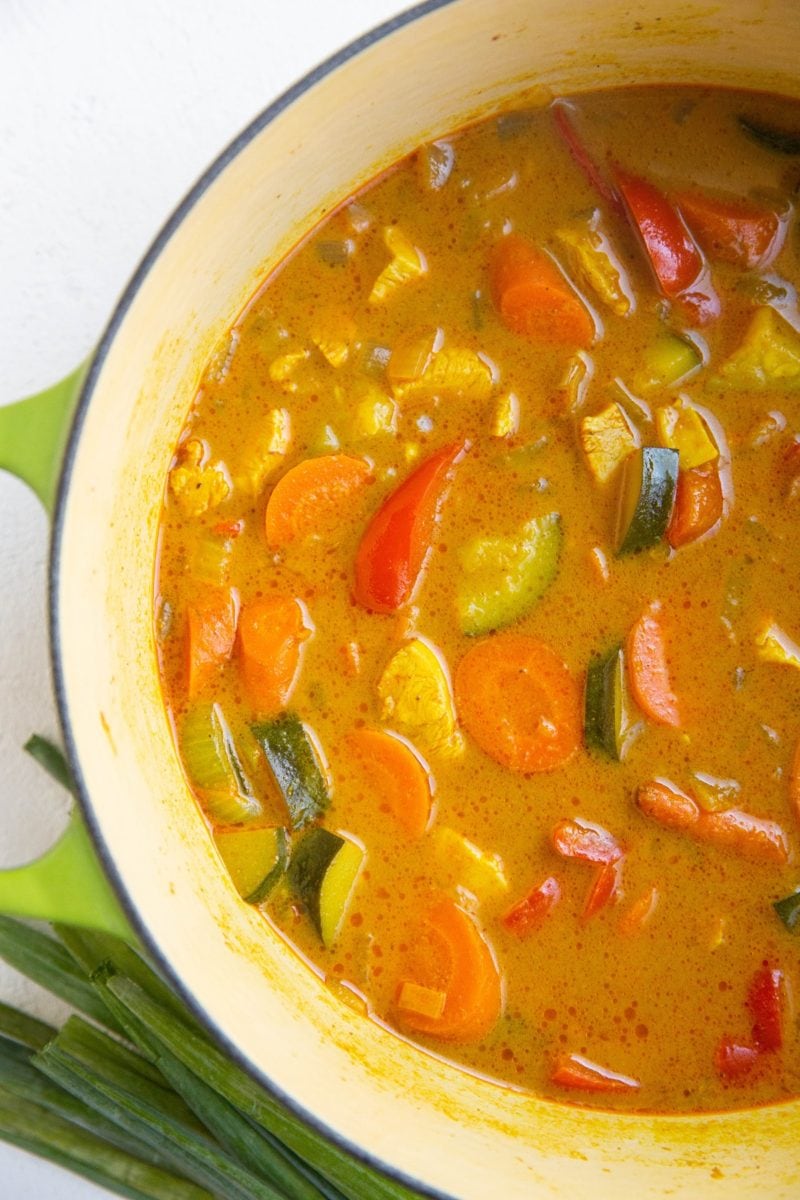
489;234;594;347
455;635;581;773
626;605;681;728
344;728;433;838
395;899;502;1041
237;596;312;714
265;454;373;547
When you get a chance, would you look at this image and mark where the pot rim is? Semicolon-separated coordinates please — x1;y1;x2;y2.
48;2;456;1197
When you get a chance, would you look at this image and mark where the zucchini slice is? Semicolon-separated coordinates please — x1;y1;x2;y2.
615;446;679;556
251;713;330;830
214;826;289;903
456;512;562;636
288;828;365;947
774;890;800;933
584;645;639;761
181;703;262;825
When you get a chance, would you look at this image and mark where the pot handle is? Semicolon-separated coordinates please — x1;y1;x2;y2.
0;366;134;941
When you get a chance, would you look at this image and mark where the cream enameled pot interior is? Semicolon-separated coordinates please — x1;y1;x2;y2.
55;1;800;1196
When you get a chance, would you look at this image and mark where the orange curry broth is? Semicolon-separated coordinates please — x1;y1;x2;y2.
156;86;800;1113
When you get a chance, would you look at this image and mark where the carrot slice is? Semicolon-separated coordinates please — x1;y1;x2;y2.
636;779;700;831
354;441;467;614
551;1053;640;1093
265;454;373;547
344;728;433;838
185;586;238;698
618;885;659;936
396;899;502;1041
551;818;623;865
626;605;681;728
489;234;595;347
715;1038;761;1080
667;463;724;548
455;635;581;774
582;861;622;921
237;596;312;714
697;809;790;865
502;875;561;937
676;190;787;270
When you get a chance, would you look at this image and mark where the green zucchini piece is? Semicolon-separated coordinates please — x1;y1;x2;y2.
214;826;289;904
715;307;800;391
180;704;261;825
456;513;562;636
773;890;800;933
584;645;639;761
634;332;702;393
288;828;365;947
251;713;330;831
739;115;800;155
615;446;678;556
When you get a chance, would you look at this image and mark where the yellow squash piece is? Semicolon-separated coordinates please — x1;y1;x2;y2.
755;620;800;669
655;402;718;470
169;439;231;517
234;408;292;496
580;402;639;483
556;212;633;317
491;392;520;438
369;225;427;304
716;307;800;390
432;826;509;900
378;638;463;758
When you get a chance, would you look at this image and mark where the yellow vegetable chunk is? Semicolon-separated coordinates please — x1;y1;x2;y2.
369;225;427;304
491;392;520;438
556;211;633;317
655;402;718;470
580;402;639;483
717;307;800;390
378;638;463;758
353;386;398;438
311;313;357;368
397;980;447;1020
319;837;365;948
433;827;509;900
234;408;292;496
169;439;231;517
755;620;800;669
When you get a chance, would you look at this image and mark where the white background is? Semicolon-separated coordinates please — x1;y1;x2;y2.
0;1;409;1194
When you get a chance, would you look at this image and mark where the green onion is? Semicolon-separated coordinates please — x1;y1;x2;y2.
0;915;121;1032
0;1091;212;1200
0;999;57;1051
773;889;800;931
23;733;75;793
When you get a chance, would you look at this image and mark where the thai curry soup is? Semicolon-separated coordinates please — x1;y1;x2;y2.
156;86;800;1113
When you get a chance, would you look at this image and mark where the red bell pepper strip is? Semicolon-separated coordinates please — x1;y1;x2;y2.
615;168;720;325
582;861;622;921
675;190;787;270
714;1038;761;1080
502;875;561;937
551;817;623;865
551;101;625;218
748;965;784;1052
354;441;468;613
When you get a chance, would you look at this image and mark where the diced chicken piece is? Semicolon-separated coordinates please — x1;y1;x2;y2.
392;345;494;404
580;402;639;483
755;619;800;669
353;385;398;438
491;392;520;438
169;438;231;518
269;348;311;392
556;212;634;316
369;226;427;304
311;313;357;368
234;408;292;496
377;638;463;758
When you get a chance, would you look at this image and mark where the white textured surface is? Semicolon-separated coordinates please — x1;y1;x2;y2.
0;1;405;1194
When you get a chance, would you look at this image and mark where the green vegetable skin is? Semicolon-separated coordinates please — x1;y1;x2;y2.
456;512;562;636
213;826;289;904
739;114;800;155
180;705;261;826
616;447;679;556
634;332;702;392
288;828;365;947
584;645;638;761
774;890;800;932
251;713;330;830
